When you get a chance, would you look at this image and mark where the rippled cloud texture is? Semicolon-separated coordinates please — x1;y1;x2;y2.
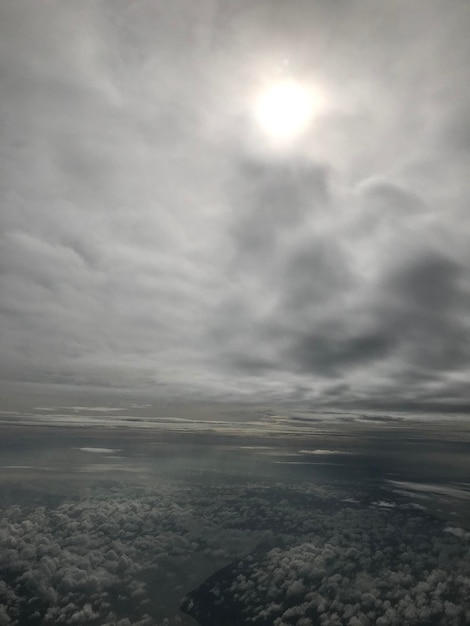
1;0;469;410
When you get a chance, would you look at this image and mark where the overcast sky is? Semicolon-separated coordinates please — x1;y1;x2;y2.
1;0;470;412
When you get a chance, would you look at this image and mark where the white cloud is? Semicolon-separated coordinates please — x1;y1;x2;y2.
299;449;355;456
75;448;122;454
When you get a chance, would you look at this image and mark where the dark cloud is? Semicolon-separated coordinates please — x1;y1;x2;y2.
231;159;330;257
377;252;469;372
289;330;395;377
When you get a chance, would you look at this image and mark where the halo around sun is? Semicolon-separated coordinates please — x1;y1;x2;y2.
253;79;322;144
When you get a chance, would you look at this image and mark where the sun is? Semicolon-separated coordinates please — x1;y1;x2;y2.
253;79;319;143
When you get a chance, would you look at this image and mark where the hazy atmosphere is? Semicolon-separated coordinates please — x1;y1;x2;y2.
1;2;470;626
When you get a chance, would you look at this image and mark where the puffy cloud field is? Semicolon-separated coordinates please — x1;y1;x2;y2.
184;505;470;625
0;473;468;626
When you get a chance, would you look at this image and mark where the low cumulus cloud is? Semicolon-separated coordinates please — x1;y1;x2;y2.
1;473;468;625
183;502;470;626
1;0;469;410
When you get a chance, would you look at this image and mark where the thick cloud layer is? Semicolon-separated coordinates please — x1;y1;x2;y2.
1;0;470;409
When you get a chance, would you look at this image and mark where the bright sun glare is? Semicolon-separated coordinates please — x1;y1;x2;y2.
254;79;319;143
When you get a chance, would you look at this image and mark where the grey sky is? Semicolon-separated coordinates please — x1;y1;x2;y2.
1;0;469;411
